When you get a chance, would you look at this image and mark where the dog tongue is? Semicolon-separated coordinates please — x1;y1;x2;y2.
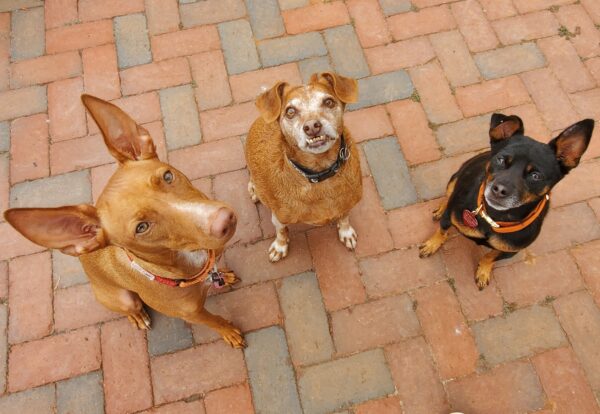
462;209;478;228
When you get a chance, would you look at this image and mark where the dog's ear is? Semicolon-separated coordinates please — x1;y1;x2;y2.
548;119;594;174
489;113;524;143
4;205;106;256
82;94;157;163
310;72;358;104
256;81;289;123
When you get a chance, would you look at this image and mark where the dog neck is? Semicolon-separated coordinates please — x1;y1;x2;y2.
283;134;342;172
122;248;211;280
477;178;550;232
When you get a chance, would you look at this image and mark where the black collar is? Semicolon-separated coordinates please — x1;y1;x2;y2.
287;135;350;183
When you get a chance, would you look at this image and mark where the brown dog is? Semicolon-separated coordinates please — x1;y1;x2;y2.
246;72;362;261
4;95;245;348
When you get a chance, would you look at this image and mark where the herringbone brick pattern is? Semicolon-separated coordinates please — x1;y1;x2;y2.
1;0;600;413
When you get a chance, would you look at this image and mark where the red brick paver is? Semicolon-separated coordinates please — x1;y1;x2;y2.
1;1;600;413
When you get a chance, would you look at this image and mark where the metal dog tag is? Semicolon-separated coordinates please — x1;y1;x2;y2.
210;270;226;289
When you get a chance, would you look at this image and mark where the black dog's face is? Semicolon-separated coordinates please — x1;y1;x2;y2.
485;137;561;210
484;114;594;211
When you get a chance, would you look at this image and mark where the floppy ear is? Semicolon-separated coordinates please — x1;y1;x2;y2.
489;113;524;143
548;119;594;174
82;94;156;163
310;72;358;103
4;205;106;256
256;81;289;123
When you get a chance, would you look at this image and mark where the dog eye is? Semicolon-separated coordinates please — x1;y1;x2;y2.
496;156;506;167
163;170;174;183
323;98;335;108
135;222;150;234
285;107;296;118
530;171;543;181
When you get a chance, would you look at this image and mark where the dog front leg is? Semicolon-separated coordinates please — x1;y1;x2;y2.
419;226;449;258
337;214;357;250
269;213;289;262
185;310;245;348
475;250;516;290
91;283;151;330
247;180;259;203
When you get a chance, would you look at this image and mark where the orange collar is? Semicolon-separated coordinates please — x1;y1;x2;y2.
475;181;549;233
126;249;217;288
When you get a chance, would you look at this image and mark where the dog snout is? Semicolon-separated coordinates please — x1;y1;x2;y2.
303;120;322;137
491;182;510;198
210;207;237;238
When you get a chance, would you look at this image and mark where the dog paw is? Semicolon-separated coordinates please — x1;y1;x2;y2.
220;326;246;348
419;240;439;258
338;225;357;250
128;307;152;330
268;240;288;262
419;230;448;258
247;181;259;203
475;266;491;290
432;206;444;221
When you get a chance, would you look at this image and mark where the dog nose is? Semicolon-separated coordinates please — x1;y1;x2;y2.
303;120;322;137
491;183;509;198
210;207;237;238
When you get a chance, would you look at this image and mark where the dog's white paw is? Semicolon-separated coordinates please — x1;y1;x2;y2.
268;239;288;262
248;181;258;203
338;225;357;250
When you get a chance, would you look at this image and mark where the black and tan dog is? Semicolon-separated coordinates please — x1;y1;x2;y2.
419;113;594;289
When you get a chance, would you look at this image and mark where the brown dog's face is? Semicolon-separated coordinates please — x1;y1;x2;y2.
97;159;236;258
4;95;236;264
280;83;344;154
257;72;358;154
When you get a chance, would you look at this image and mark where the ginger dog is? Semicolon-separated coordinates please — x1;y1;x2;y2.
4;95;245;348
246;72;362;261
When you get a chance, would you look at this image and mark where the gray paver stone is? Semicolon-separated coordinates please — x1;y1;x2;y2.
10;170;92;208
473;305;567;366
363;137;417;209
114;13;152;69
278;272;334;366
348;71;414;110
246;0;285;40
324;25;370;79
159;84;202;150
10;7;44;61
244;326;303;414
298;349;395;414
147;308;194;356
258;32;327;68
298;56;333;83
219;19;261;75
57;371;104;414
475;43;546;80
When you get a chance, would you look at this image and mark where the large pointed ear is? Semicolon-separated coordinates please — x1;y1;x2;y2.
256;81;289;123
489;113;524;143
81;94;157;163
4;205;106;256
548;119;594;174
310;72;358;104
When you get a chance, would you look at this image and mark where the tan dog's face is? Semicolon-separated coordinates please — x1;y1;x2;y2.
4;95;236;264
97;159;236;257
280;83;344;154
257;72;358;154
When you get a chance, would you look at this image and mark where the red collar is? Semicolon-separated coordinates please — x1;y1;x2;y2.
475;180;549;233
126;250;216;287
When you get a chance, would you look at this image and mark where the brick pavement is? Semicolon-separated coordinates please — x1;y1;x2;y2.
1;0;600;413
